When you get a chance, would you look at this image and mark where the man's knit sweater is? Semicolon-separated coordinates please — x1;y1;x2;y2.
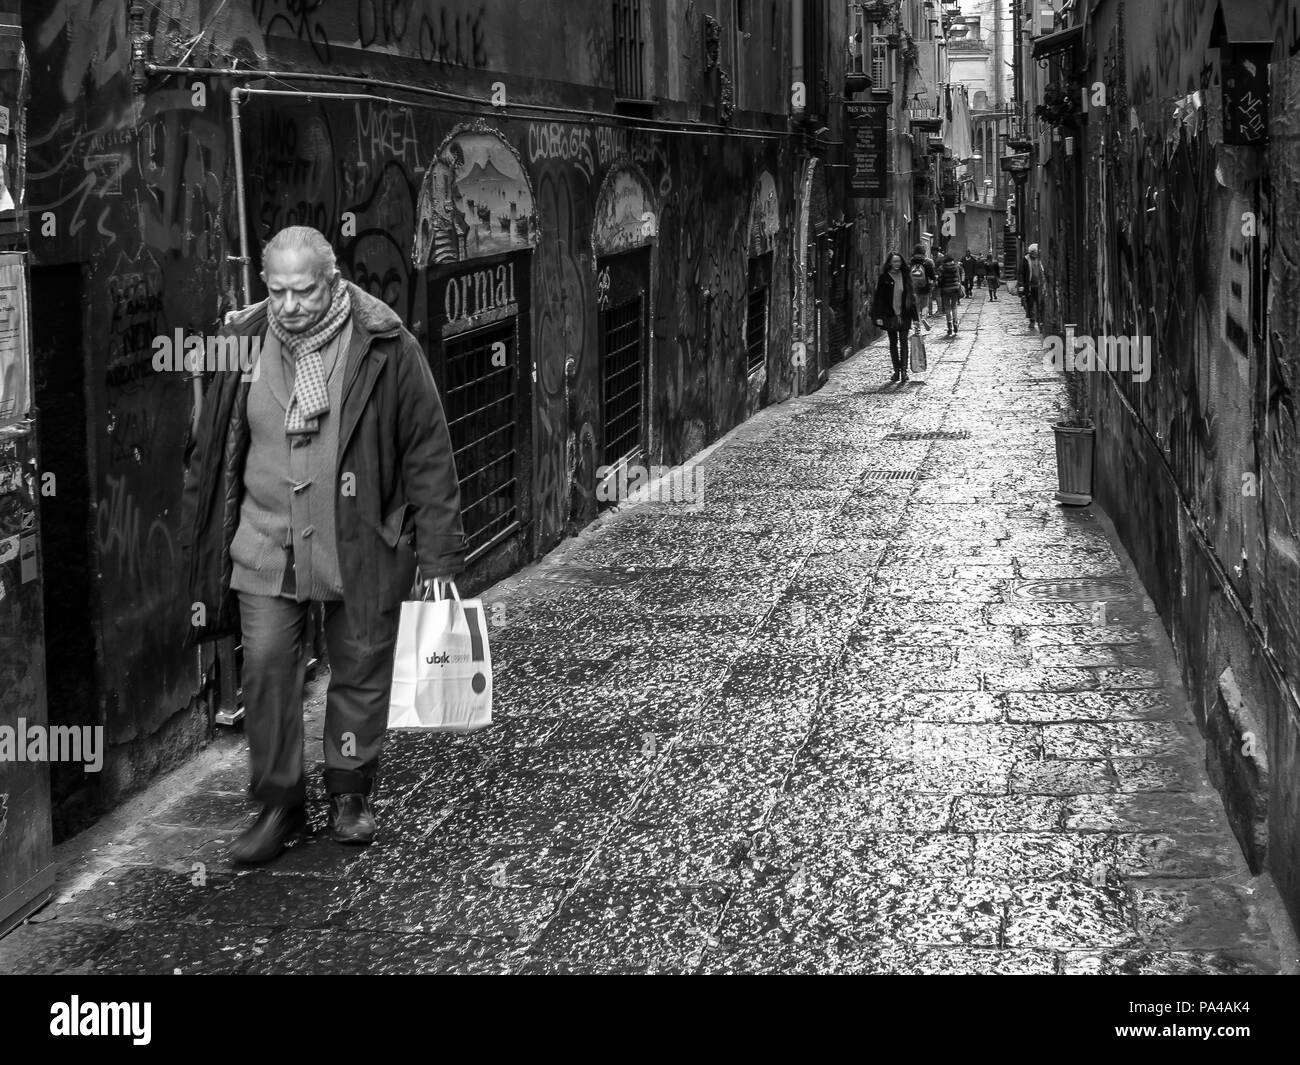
229;318;352;600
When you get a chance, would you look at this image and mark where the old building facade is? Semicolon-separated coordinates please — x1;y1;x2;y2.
20;0;950;832
1024;0;1300;929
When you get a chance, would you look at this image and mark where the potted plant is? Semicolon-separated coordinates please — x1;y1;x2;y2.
1053;368;1094;505
1035;79;1082;129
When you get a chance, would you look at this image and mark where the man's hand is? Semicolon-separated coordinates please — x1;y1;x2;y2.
421;575;455;596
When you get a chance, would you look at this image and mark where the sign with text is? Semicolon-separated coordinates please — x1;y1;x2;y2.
846;102;888;197
438;259;518;338
0;252;30;426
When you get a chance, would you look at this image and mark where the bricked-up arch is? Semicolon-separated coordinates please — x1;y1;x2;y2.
412;121;538;269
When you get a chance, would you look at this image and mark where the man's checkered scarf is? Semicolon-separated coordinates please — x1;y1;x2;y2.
268;277;351;435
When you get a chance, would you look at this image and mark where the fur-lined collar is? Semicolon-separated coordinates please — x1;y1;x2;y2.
224;280;402;336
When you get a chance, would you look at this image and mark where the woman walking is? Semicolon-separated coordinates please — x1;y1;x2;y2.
871;251;921;384
985;256;1001;300
937;252;963;335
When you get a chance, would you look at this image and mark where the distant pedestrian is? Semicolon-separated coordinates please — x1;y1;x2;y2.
961;252;976;298
985;257;1001;300
937;252;963;335
908;243;937;318
871;251;921;384
1018;243;1044;329
181;225;467;865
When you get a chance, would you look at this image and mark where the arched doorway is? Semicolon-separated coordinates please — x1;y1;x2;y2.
413;121;539;571
591;162;657;498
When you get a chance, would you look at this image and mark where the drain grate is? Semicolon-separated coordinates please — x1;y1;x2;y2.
884;429;971;441
861;469;920;481
1010;578;1131;602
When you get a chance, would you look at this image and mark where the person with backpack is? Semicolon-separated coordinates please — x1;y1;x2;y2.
871;250;922;384
985;256;1001;300
908;244;937;318
936;252;963;335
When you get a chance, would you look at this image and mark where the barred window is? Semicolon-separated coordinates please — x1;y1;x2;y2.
612;0;647;100
601;293;644;466
442;319;520;561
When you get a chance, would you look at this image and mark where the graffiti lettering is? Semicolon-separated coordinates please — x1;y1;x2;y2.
526;122;672;198
106;272;163;381
96;473;177;595
357;0;489;67
253;0;333;64
527;122;596;182
356;103;422;173
138;93;227;258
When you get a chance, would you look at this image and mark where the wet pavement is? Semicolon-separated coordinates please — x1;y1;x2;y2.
3;294;1295;975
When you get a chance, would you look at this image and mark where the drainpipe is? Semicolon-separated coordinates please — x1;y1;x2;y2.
229;86;252;307
129;0;148;94
792;0;804;121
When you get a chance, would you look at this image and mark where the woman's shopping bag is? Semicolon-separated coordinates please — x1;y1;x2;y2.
388;581;493;732
909;331;928;373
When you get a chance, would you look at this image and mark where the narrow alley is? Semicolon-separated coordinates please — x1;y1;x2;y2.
4;295;1289;976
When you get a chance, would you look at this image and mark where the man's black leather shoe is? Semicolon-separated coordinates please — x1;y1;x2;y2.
328;793;377;845
230;805;306;865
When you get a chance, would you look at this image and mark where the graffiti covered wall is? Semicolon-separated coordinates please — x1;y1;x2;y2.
27;1;247;825
24;0;803;824
1076;0;1300;925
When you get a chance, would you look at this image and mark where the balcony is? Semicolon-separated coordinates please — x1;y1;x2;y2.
906;97;942;132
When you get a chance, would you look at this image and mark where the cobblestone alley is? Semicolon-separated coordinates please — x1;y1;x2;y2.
3;294;1292;976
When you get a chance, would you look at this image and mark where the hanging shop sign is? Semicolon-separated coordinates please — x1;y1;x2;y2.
440;259;519;338
846;101;888;197
0;251;30;426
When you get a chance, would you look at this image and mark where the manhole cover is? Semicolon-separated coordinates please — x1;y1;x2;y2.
1011;578;1132;602
861;469;920;481
884;430;970;441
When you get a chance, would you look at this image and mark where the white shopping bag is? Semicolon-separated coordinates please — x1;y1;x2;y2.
388;581;492;732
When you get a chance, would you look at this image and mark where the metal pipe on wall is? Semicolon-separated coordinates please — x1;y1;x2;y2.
229;86;252;308
792;0;804;118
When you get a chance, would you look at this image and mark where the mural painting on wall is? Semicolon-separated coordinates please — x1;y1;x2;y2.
591;162;657;262
412;122;537;268
748;169;779;257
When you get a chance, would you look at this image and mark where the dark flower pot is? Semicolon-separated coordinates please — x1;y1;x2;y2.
1053;423;1094;505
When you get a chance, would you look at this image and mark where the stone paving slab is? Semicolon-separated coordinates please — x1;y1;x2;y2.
3;294;1295;976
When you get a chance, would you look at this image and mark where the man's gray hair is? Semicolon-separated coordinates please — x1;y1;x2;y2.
263;226;338;280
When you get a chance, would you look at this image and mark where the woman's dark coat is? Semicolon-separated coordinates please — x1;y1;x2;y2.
179;282;467;652
870;269;920;329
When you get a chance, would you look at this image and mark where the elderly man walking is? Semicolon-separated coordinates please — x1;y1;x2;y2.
180;225;466;864
1018;243;1045;330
